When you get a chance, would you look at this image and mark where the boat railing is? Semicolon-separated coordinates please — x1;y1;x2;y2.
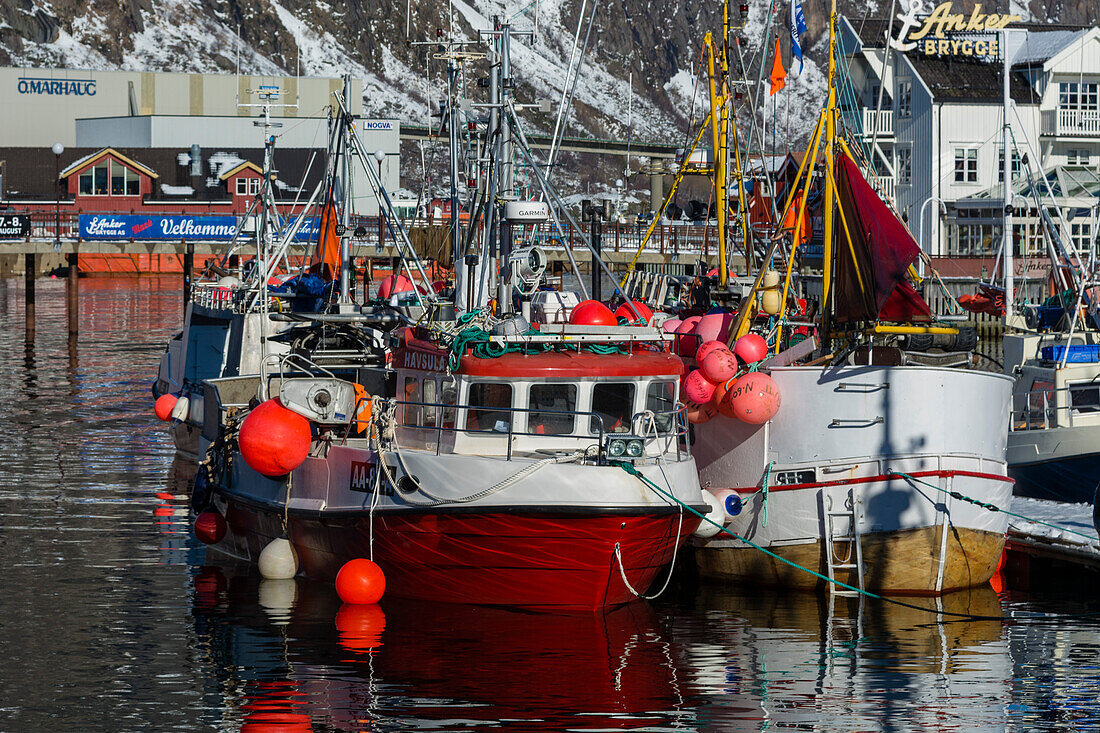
346;396;688;463
1010;383;1100;431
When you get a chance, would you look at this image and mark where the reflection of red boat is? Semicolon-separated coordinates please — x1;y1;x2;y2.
192;571;686;731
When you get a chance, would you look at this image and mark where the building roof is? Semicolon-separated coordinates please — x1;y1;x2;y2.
60;148;159;179
908;55;1038;105
961;165;1100;205
218;161;263;181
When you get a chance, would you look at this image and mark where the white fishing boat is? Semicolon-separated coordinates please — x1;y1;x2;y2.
685;0;1012;595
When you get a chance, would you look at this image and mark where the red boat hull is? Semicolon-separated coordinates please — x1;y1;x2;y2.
219;499;698;611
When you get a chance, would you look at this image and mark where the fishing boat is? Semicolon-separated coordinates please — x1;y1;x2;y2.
679;0;1012;595
193;25;707;611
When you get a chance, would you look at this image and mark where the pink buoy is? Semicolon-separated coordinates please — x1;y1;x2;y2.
728;372;782;424
614;300;654;325
695;340;726;365
685;400;717;424
694;312;734;344
683;369;718;404
701;346;739;384
675;316;703;358
661;318;682;333
733;333;769;365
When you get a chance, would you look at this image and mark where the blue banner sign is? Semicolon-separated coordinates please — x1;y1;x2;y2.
80;214;240;241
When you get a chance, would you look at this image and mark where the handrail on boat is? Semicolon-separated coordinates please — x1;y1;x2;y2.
1010;381;1100;431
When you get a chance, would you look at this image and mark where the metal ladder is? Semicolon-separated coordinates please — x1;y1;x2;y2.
824;488;865;597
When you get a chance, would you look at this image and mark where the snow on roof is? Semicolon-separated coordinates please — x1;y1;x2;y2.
1016;29;1087;65
208;152;246;178
160;184;194;195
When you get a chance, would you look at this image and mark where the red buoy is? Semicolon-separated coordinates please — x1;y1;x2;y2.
683;369;718;404
675;316;703;357
700;346;739;384
377;274;414;300
614;300;653;325
733;333;769;364
335;558;387;604
238;399;312;477
569;300;617;326
154;393;178;421
728;372;782;424
194;511;227;544
694;340;725;365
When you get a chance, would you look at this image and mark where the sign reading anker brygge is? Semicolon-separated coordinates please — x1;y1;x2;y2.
891;1;1021;57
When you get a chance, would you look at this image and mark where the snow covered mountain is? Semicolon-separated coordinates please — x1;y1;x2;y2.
1;0;1095;148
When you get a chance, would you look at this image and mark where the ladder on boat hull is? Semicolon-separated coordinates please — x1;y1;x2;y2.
824;488;865;597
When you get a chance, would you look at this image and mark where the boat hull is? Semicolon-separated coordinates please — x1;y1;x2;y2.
215;498;696;611
1008;423;1100;503
692;364;1013;595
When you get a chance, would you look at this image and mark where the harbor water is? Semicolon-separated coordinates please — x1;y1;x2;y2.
2;276;1100;732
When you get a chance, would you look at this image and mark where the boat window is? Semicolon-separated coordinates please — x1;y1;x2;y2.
441;383;457;429
1069;381;1100;414
402;376;420;426
529;384;577;435
591;382;635;434
422;378;438;427
467;382;513;433
646;381;677;432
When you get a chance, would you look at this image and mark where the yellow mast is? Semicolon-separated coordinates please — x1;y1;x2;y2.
821;0;838;318
705;32;729;288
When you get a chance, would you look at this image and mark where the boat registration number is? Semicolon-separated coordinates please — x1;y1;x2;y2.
349;460;393;495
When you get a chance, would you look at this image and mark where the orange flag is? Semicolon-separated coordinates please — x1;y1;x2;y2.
769;37;786;95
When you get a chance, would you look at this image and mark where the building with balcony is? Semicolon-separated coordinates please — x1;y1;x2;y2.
839;17;1099;281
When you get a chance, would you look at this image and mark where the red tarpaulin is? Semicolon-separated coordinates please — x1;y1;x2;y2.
833;151;930;323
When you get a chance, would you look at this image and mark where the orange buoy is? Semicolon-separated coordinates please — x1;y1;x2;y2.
335;603;387;652
700;346;739;384
614;300;654;325
569;299;617;326
728;372;782;424
685;400;717;424
377;274;414;300
733;333;769;365
683;369;717;404
238;399;312;477
717;377;740;418
194;511;227;544
335;558;387;604
154;393;178;421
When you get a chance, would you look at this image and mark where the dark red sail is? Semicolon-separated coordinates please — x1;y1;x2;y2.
833;151;930;322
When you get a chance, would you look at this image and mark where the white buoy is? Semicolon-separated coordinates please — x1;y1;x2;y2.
258;537;298;579
710;489;746;521
694;491;725;539
170;395;190;422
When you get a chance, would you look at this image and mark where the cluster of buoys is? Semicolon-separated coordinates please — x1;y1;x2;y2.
154;393;190;422
662;311;735;358
238;399;312;477
682;333;781;425
567;299;657;326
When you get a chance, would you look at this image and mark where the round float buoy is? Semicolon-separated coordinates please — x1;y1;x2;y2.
694;312;734;344
710;489;745;519
170;395;190;422
335;558;386;605
334;603;387;652
194;511;227;544
717;377;740;418
694;340;725;365
675;316;703;358
377;274;414;300
614;300;654;325
154;394;178;421
728;372;782;424
661;317;682;334
685;400;717;424
700;346;739;384
733;333;769;364
683;369;718;404
258;538;298;579
238;400;311;477
694;491;725;538
569;300;617;326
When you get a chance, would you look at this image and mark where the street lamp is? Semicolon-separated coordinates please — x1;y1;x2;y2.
917;196;946;278
52;142;64;253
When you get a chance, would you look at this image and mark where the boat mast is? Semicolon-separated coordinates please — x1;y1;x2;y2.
821;0;838;322
338;74;354;305
705;31;730;288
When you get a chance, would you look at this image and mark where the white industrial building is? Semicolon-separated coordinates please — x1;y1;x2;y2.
840;17;1100;268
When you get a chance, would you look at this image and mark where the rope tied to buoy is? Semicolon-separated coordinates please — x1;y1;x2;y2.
612;460;1100;623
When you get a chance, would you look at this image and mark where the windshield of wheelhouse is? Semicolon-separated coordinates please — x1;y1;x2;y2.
590;383;635;434
467;382;513;433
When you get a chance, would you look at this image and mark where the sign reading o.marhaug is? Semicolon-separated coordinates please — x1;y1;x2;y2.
17;77;97;96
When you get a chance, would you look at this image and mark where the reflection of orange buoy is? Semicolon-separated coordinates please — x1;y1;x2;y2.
335;558;387;604
335;603;387;652
194;511;227;544
154;394;177;421
239;400;311;477
728;372;781;424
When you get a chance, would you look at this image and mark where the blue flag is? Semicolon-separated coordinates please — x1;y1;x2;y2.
790;0;807;75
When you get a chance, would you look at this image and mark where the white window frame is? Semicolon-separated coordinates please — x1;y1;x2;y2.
954;147;978;184
897;81;912;118
897;147;912;184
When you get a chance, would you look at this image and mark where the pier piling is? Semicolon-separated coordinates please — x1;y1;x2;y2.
66;253;79;339
183;242;194;310
24;253;35;338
